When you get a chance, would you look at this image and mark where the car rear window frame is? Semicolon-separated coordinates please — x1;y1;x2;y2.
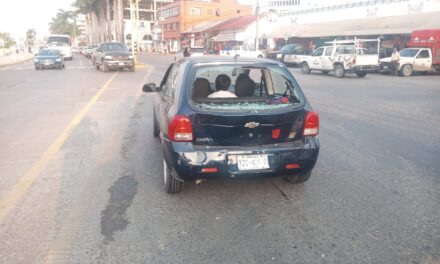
184;62;306;114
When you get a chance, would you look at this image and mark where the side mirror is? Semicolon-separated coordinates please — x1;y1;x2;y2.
142;83;157;93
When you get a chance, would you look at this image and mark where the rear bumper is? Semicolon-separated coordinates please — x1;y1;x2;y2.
162;138;319;181
352;65;379;72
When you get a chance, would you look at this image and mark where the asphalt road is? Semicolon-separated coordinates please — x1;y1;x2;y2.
0;54;439;264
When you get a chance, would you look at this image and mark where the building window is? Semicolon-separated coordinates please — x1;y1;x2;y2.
123;10;131;19
189;7;201;16
176;22;180;30
208;9;212;14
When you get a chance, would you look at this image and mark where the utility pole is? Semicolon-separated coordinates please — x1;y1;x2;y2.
255;0;260;50
129;0;139;64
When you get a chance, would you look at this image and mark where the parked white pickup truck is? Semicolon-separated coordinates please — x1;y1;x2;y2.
220;45;265;58
379;48;439;77
300;38;380;78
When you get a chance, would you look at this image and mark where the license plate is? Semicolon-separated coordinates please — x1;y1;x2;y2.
383;65;388;69
119;62;124;66
237;155;269;171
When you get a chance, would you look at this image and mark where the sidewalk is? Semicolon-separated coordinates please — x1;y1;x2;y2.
0;52;34;68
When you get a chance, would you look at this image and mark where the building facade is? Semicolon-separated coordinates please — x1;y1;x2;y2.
158;0;253;52
123;0;173;51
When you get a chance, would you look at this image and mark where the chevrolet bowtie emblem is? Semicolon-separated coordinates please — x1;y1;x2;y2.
244;122;260;128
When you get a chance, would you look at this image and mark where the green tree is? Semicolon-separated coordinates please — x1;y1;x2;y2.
26;29;37;46
0;32;16;48
48;9;78;36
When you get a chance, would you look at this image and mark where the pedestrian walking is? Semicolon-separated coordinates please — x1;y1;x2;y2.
183;47;190;57
391;48;400;76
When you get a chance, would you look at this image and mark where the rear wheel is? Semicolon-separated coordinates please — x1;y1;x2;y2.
301;63;311;74
285;171;312;184
35;66;40;70
334;64;345;78
129;65;135;72
257;55;263;59
356;71;367;78
400;64;413;77
163;160;184;193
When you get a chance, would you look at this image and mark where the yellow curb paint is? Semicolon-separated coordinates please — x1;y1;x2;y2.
0;72;119;222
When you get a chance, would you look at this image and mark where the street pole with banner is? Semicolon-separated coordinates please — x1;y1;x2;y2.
129;0;139;64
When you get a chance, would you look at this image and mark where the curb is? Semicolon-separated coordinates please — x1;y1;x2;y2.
0;57;33;68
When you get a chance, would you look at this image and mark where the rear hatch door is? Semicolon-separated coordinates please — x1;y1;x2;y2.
192;108;305;146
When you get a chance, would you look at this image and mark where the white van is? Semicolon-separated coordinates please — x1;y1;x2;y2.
46;35;73;60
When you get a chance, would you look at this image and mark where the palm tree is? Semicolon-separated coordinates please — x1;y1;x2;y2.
48;9;78;36
73;0;124;43
26;29;37;46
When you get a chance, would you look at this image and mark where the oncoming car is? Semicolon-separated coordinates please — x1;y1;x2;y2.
143;57;320;193
34;49;65;70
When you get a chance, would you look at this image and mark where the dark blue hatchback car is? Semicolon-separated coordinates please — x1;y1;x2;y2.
143;57;319;193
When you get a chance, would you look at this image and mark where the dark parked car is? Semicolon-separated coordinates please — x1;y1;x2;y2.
92;42;135;72
84;44;98;58
34;49;65;70
142;57;320;193
266;44;307;66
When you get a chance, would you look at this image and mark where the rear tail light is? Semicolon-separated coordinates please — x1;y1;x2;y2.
286;163;300;169
168;115;193;142
353;57;356;64
202;168;218;173
303;111;319;137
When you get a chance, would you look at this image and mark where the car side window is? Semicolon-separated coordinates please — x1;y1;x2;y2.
312;47;324;56
325;47;333;56
160;63;174;92
418;50;430;59
293;46;304;55
162;64;180;98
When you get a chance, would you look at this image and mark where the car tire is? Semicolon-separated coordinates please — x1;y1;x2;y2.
301;63;311;74
322;70;330;74
334;64;345;78
163;160;184;193
356;71;367;78
153;112;160;138
285;171;312;184
257;55;263;59
129;65;135;72
400;64;412;77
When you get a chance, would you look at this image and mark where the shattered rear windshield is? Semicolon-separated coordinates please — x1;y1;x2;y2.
189;64;303;111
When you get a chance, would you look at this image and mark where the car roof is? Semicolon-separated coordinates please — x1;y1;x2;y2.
177;56;281;65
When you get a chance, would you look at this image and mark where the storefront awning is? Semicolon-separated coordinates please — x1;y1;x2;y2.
211;32;247;42
268;11;440;38
183;20;228;34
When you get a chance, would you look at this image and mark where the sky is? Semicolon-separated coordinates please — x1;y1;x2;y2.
0;0;75;42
